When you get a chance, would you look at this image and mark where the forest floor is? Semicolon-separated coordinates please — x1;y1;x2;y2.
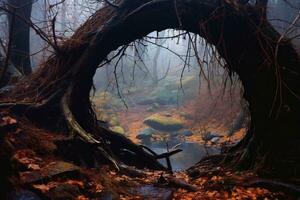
93;82;246;146
117;101;245;145
1;108;297;199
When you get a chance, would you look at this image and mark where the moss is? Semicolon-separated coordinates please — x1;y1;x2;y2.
111;126;125;134
179;111;194;120
149;87;177;105
92;91;112;106
92;91;123;111
109;115;119;126
97;113;110;121
143;113;184;131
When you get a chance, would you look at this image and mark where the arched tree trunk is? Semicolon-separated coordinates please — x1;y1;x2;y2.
1;0;299;177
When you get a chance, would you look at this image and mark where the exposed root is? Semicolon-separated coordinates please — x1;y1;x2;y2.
140;145;182;159
242;178;300;196
61;86;122;170
95;145;121;171
99;127;167;170
0;88;63;114
157;175;199;192
60;85;168;171
140;144;182;172
61;86;101;144
0;102;32;110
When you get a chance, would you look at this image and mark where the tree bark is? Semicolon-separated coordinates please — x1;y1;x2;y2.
7;0;32;75
1;0;299;177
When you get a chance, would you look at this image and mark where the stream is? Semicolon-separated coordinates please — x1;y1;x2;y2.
145;142;220;171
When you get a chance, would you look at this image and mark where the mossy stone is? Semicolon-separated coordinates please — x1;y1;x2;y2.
143;113;184;131
109;115;119;126
111;126;125;134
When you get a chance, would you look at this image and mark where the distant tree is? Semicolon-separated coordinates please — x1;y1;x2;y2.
152;31;166;86
7;0;32;75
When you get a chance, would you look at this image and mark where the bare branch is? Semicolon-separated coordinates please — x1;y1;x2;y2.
103;0;119;8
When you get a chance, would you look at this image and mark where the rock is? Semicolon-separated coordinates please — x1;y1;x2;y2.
97;190;119;200
143;113;184;132
109;116;119;126
9;189;41;200
146;103;161;112
0;115;17;132
137;98;156;105
210;137;220;143
154;90;177;105
169;131;179;137
146;85;178;105
179;129;193;137
146;106;154;112
152;103;160;109
111;126;125;134
147;76;198;106
201;132;219;141
136;128;154;140
46;183;80;200
20;161;80;184
133;185;173;200
164;112;172;117
202;132;223;142
97;113;109;122
0;85;15;95
12;149;42;171
179;112;194;120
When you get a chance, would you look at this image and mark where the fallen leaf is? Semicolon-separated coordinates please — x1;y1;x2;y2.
28;163;41;170
75;195;88;200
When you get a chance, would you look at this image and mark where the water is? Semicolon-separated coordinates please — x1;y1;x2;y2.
146;142;220;171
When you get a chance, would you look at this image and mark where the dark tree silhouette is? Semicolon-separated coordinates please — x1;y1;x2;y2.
0;0;299;178
7;0;32;75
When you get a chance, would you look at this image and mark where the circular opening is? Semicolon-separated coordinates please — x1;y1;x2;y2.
91;30;250;171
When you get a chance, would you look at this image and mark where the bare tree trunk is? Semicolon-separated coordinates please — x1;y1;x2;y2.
72;0;79;29
60;0;67;33
133;40;148;85
152;31;166;86
7;0;32;75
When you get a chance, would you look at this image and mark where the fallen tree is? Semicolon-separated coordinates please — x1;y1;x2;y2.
0;0;299;178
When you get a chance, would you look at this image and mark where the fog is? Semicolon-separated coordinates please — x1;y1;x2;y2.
0;0;299;169
1;0;297;69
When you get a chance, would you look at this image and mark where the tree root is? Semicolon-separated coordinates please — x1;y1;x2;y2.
140;144;182;172
156;174;199;192
98;127;166;170
0;88;63;113
140;145;182;159
242;178;300;196
60;85;166;171
61;86;121;170
61;87;100;144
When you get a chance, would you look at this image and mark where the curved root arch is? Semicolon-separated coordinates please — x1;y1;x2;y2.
2;0;300;175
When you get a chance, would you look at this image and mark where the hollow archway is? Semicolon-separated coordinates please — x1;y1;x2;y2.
93;31;247;171
2;0;300;178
